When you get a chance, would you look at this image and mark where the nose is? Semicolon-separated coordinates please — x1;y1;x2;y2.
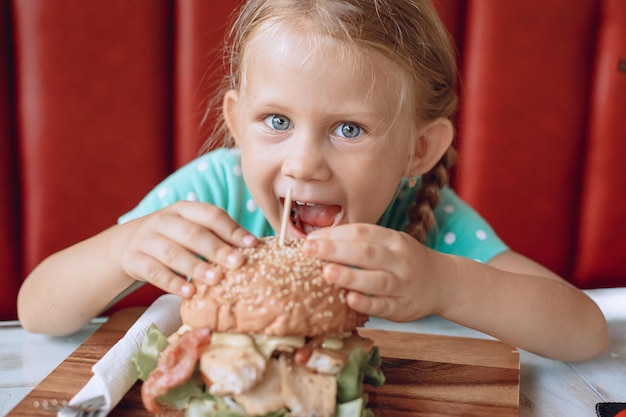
281;131;331;182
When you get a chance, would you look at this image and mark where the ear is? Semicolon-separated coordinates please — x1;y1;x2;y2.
406;117;454;177
222;89;241;144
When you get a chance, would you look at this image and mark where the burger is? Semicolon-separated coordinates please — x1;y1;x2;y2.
133;236;385;417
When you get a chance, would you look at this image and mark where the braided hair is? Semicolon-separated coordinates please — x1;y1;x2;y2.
404;147;457;243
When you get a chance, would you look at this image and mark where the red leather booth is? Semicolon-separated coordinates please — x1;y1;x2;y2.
1;0;625;320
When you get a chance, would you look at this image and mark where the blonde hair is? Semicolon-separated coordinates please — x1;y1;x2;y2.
202;0;459;243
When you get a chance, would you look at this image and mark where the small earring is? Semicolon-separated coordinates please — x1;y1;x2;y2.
408;178;418;188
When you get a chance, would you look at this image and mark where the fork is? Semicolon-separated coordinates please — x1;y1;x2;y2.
33;395;106;416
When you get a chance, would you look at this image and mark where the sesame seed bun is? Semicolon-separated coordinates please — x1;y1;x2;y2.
180;236;368;336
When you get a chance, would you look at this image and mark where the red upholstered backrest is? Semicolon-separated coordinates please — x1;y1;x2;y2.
453;0;626;289
574;0;626;287
1;0;624;320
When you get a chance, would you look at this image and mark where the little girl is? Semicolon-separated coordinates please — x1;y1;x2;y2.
18;0;607;361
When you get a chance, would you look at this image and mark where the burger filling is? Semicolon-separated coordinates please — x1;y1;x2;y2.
134;324;385;417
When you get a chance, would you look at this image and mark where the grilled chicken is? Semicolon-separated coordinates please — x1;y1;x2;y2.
200;343;266;395
280;355;336;417
234;359;286;415
306;348;345;374
305;332;375;374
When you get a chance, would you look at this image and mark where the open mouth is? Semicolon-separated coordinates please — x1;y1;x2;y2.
282;198;343;236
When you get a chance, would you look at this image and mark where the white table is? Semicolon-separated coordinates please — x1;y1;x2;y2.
1;288;625;417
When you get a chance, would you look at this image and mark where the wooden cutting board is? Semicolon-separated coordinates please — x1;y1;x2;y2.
8;308;519;417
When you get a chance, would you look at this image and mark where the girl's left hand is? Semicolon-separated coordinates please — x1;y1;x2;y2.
302;223;450;322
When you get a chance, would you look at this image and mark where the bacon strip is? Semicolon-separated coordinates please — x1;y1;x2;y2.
293;336;324;365
141;327;211;414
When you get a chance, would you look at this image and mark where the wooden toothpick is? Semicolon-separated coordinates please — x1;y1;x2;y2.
279;188;292;247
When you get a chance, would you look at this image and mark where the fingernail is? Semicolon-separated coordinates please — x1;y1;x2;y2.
227;252;241;267
324;264;339;281
181;283;194;297
205;269;218;285
242;234;257;246
302;239;317;254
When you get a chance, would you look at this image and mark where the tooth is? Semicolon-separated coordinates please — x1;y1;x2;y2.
294;200;316;206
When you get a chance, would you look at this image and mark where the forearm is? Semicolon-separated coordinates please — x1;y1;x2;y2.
17;224;136;336
437;252;608;361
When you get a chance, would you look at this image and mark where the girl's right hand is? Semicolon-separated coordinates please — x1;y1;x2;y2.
117;201;258;298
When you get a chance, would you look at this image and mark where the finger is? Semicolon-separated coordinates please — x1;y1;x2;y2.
174;202;258;249
152;211;249;270
140;232;224;283
124;252;195;298
306;222;389;241
303;237;395;271
345;291;403;320
169;203;259;270
323;263;397;296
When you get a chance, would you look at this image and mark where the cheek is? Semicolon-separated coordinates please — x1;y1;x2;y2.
240;144;277;180
239;151;259;191
345;165;403;222
240;151;278;215
241;155;267;197
371;151;408;205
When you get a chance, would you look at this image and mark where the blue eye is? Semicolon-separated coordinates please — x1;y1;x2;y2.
334;123;362;139
264;115;291;131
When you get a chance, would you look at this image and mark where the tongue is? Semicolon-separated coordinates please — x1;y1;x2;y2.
294;204;341;228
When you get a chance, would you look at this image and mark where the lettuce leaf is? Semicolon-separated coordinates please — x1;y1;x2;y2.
132;323;169;381
335;346;385;417
336;346;385;402
335;397;374;417
131;325;204;411
158;373;204;410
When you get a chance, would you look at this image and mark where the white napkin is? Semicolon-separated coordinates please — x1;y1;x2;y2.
60;294;182;416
